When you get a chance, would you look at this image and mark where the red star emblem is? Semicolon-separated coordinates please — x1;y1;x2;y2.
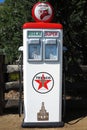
35;74;51;90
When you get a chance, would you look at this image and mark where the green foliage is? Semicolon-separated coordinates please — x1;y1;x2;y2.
0;0;37;64
9;73;19;81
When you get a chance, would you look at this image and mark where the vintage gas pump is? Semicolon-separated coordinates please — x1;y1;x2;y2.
22;2;64;127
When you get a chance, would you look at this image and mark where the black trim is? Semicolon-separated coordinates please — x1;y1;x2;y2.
22;121;64;128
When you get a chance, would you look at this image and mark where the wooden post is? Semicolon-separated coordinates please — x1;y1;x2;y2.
0;55;5;115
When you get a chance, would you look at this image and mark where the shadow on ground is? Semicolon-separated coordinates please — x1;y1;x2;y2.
3;107;19;115
64;98;87;124
63;80;87;124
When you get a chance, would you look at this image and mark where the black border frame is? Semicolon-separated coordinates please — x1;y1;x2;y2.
22;121;64;128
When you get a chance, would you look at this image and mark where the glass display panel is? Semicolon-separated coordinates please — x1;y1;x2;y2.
28;43;42;61
45;43;58;61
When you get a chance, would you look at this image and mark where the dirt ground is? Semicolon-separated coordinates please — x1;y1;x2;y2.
0;114;87;130
0;107;87;130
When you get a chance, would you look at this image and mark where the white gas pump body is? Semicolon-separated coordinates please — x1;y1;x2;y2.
22;22;63;127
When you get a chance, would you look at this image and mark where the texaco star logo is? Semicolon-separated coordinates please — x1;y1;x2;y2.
32;72;54;94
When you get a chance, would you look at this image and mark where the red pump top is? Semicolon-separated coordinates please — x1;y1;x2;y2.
23;22;63;29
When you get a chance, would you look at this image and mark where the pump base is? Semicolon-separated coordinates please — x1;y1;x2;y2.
22;121;64;128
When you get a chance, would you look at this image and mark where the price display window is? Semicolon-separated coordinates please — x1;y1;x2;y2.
44;39;59;61
28;39;42;61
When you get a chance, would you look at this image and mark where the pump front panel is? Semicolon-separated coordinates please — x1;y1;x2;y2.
23;28;63;125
